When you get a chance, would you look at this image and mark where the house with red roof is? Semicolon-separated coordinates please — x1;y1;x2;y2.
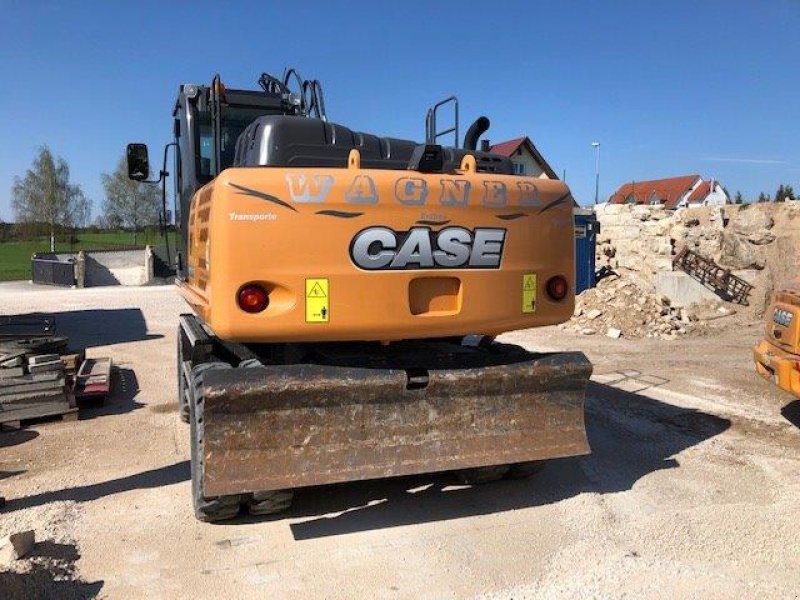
489;137;558;179
608;174;729;209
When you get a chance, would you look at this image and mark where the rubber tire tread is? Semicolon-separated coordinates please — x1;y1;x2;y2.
455;465;511;485
506;460;547;479
246;490;294;516
177;328;190;423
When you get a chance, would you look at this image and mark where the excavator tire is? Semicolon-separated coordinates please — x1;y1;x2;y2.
246;490;294;516
190;362;242;522
507;460;547;479
455;465;511;485
177;329;190;424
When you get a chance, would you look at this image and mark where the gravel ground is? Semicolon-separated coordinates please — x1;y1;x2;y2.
0;283;798;599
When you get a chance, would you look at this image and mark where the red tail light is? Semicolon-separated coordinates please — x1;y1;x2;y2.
546;275;569;301
237;284;269;313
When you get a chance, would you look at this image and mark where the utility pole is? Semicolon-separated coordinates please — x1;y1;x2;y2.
592;142;601;205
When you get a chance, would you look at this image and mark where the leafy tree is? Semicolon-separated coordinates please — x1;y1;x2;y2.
12;146;90;251
101;156;161;244
775;184;795;202
734;190;744;204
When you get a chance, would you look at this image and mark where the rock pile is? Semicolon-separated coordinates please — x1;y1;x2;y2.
594;202;800;318
564;275;705;340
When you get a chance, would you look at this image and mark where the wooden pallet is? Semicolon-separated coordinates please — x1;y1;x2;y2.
0;362;73;427
0;317;91;429
0;407;78;430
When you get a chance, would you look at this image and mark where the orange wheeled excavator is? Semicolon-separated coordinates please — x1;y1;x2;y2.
754;280;800;399
127;69;592;521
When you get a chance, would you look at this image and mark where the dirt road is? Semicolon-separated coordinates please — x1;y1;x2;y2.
1;284;798;599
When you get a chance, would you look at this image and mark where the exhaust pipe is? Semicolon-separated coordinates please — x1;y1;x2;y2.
463;116;490;150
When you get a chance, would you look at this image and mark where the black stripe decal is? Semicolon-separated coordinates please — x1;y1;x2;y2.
538;193;572;214
496;212;528;221
316;210;364;219
416;219;451;226
228;182;298;212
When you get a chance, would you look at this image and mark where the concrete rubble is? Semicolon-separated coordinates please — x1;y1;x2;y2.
566;274;708;339
594;202;800;318
0;530;35;565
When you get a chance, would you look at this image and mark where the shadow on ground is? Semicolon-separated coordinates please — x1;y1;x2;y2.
0;429;39;449
782;399;800;430
4;462;188;513
0;431;37;482
0;541;103;599
13;309;162;349
278;381;730;540
78;367;144;418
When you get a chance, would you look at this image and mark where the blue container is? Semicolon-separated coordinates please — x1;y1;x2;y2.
574;212;599;294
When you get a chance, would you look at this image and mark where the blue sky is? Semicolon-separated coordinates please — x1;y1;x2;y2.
1;1;798;221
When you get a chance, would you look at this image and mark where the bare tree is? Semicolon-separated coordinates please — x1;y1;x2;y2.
12;146;90;251
101;156;161;245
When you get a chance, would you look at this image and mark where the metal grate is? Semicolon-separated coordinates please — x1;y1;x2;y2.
672;247;753;305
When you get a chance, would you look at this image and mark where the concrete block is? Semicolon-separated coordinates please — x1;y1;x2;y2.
28;361;64;374
0;530;35;565
145;245;155;283
28;354;61;366
0;367;24;379
75;251;86;288
0;357;23;368
654;271;721;307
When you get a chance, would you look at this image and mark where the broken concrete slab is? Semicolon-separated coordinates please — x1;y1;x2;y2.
0;530;35;565
606;327;622;339
654;271;721;307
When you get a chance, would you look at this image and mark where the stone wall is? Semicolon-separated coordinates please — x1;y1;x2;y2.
594;202;800;316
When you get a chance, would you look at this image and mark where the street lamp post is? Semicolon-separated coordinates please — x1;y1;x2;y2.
592;141;601;205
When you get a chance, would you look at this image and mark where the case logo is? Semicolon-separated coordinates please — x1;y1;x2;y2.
350;226;506;270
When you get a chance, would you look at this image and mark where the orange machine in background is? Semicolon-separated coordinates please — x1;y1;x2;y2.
754;279;800;398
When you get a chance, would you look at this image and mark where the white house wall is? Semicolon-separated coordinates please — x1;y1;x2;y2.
512;149;549;179
703;184;729;206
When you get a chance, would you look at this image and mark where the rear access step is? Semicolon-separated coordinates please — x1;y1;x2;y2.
196;343;592;497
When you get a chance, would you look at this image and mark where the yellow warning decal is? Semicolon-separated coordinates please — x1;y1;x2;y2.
522;273;537;314
305;278;330;323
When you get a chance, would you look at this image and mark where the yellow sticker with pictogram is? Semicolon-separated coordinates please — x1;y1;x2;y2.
305;278;329;323
522;273;537;314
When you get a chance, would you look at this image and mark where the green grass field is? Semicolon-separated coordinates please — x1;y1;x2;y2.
0;231;176;282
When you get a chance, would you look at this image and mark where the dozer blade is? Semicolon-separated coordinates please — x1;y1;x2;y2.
200;346;592;497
